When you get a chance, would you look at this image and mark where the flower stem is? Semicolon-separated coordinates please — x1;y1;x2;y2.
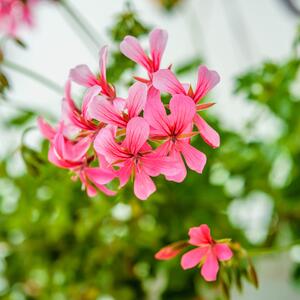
2;60;64;95
248;239;300;257
59;0;102;55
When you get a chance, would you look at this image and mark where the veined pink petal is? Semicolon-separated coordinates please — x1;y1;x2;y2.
94;127;129;163
181;142;207;174
99;45;108;82
48;145;79;169
141;153;180;177
194;65;220;103
122;117;150;155
169;94;196;134
69;65;98;87
82;85;101;120
149;28;168;71
120;36;150;70
37;117;55;141
63;136;91;162
126;82;147;119
144;88;170;135
152;69;186;95
118;160;133;188
201;251;219;282
84;167;115;185
188;224;212;246
165;149;187;183
134;170;156;200
214;244;233;261
194;114;220;148
89;96;126;127
181;247;208;270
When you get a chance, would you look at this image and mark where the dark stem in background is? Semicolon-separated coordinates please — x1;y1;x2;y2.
2;60;64;95
59;0;103;57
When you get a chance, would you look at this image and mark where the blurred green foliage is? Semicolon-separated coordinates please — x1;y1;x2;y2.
0;6;300;300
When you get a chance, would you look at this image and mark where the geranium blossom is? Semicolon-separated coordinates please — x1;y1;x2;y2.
69;46;116;99
0;0;37;36
94;117;178;200
144;89;206;182
155;224;233;282
120;28;168;83
153;66;220;148
39;27;220;200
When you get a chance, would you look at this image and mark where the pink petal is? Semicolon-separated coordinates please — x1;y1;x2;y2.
84;167;115;185
89;96;126;127
99;45;108;82
122;117;150;155
181;247;208;270
126;82;147;119
120;36;150;70
201;251;219;282
152;69;186;95
214;244;233;261
63;136;91;162
94;183;116;196
144;87;170;136
118;160;133;188
149;28;168;71
69;65;98;87
155;241;189;260
82;85;102;120
194;65;220;103
180;142;207;174
188;224;212;246
165;149;187;183
134;170;156;200
37;117;56;141
169;94;196;134
94;127;129;163
194;114;220;148
141;152;180;177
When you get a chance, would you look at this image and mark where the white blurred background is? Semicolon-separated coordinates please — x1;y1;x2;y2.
0;0;300;299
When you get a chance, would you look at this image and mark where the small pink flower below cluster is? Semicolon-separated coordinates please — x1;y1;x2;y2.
0;0;38;36
155;224;233;282
39;28;221;200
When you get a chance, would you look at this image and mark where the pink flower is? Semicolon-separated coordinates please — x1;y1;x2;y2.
94;117;177;200
155;224;233;282
69;46;116;99
61;81;102;136
120;28;168;83
181;224;233;282
37;118;116;196
88;82;147;128
144;89;206;182
152;66;220;148
0;0;37;36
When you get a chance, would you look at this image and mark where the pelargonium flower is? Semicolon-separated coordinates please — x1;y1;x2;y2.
144;89;206;182
155;224;233;282
38;118;116;197
120;28;168;83
0;0;38;36
94;117;178;200
69;46;116;99
153;66;220;148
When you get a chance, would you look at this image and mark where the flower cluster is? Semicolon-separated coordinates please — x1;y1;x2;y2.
155;224;233;281
39;28;220;200
0;0;38;36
